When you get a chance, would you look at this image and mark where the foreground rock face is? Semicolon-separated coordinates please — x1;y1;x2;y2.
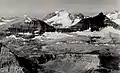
98;49;120;71
0;49;120;73
0;46;24;73
1;35;120;73
1;46;120;73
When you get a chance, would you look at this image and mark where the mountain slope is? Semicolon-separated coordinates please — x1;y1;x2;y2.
7;15;56;37
70;12;120;32
70;12;106;32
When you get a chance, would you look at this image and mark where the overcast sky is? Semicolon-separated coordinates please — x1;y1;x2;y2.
0;0;119;18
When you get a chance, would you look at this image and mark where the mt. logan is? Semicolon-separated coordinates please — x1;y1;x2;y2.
43;10;84;28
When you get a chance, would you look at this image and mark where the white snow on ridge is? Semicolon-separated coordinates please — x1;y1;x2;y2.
1;19;14;22
106;12;120;20
6;35;26;41
1;17;17;23
71;18;81;26
18;32;32;36
0;22;6;25
24;14;32;23
0;17;20;25
0;19;14;25
106;11;120;25
112;19;120;25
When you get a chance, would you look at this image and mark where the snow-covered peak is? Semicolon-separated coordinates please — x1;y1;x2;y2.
44;10;72;28
56;10;69;16
106;10;120;20
44;10;83;28
55;10;68;14
106;10;120;25
24;14;32;23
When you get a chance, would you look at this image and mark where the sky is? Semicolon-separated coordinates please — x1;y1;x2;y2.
0;0;119;18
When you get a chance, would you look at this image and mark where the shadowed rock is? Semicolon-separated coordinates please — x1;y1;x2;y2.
1;43;57;73
0;43;2;53
8;49;43;73
8;18;56;36
86;48;120;73
70;12;106;32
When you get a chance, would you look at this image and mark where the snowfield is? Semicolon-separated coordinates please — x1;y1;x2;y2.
33;32;74;40
71;26;120;37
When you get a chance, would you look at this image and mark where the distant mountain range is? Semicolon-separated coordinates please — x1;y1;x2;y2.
0;10;120;39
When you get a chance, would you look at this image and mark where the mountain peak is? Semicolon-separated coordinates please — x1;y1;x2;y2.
55;10;70;18
24;14;32;23
106;10;120;20
106;10;120;25
55;10;69;14
44;10;83;28
109;10;119;14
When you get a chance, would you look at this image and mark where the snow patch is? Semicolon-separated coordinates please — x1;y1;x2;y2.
6;35;26;41
71;18;81;26
1;19;13;22
33;32;73;40
0;22;6;25
32;35;46;41
42;32;73;39
18;32;32;36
